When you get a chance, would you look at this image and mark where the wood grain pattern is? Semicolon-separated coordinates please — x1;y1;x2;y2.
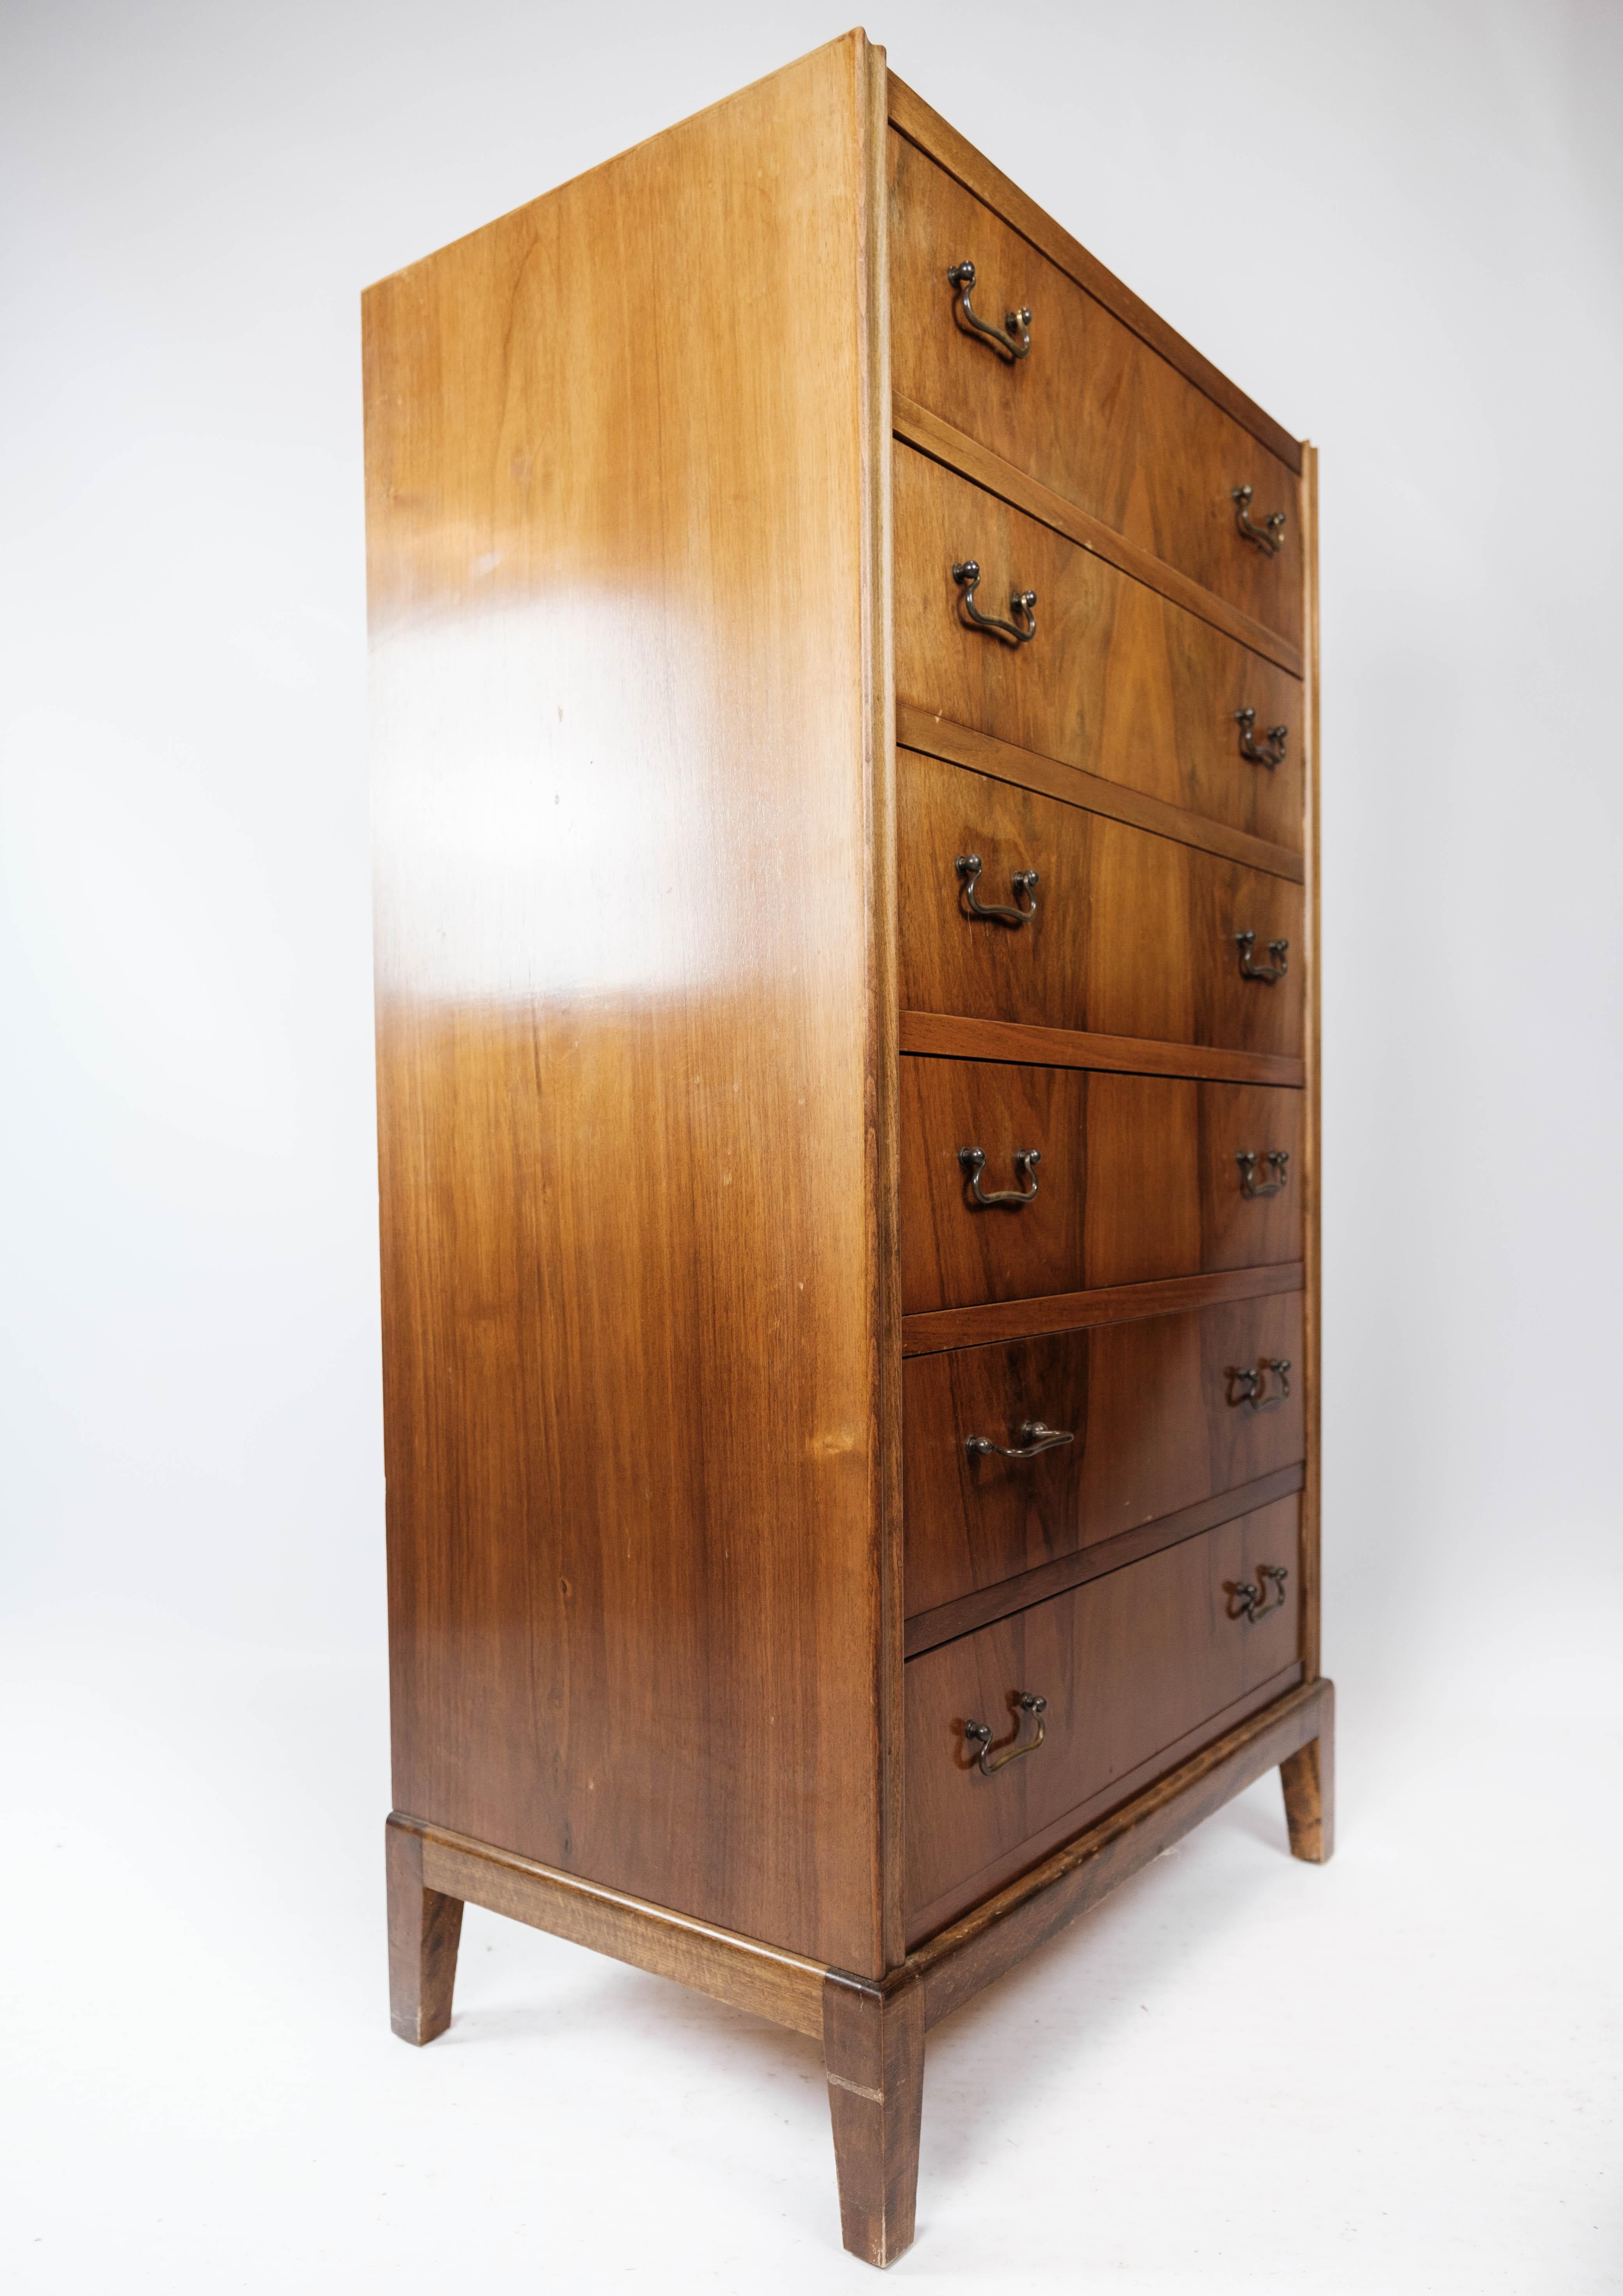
1281;1692;1334;1862
900;1008;1303;1087
398;1813;831;2037
860;30;908;1985
894;446;1304;851
1196;1081;1305;1271
886;75;1302;471
895;706;1304;883
899;746;1303;1056
902;1261;1303;1356
1299;441;1324;1687
366;31;888;1976
899;1058;1302;1313
386;1814;463;2044
824;1971;925;2266
361;41;1328;2265
903;1500;1302;1929
894;393;1301;670
907;1664;1303;1945
905;1464;1306;1656
907;1676;1333;2021
902;1291;1305;1619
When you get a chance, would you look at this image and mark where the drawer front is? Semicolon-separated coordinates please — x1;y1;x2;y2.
899;1058;1302;1314
888;132;1302;652
904;1498;1302;1929
899;747;1303;1057
904;1292;1304;1620
894;446;1303;852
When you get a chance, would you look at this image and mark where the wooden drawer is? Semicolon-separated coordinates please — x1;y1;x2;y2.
904;1497;1302;1937
899;746;1303;1057
888;131;1302;653
894;445;1302;853
899;1058;1301;1315
903;1292;1304;1622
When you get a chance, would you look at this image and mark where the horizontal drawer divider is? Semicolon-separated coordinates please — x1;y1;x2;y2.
904;1461;1306;1657
893;396;1304;681
897;712;1305;883
902;1261;1304;1357
901;1009;1305;1087
886;76;1302;475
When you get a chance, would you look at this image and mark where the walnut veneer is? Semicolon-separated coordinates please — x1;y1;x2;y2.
365;30;1329;2268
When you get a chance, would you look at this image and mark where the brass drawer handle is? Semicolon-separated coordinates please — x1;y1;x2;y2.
965;1692;1048;1775
1226;1358;1291;1411
1235;707;1288;768
946;260;1032;361
952;560;1038;646
1236;930;1289;984
956;853;1039;925
1236;1149;1289;1198
1228;1565;1289;1624
965;1419;1075;1461
959;1146;1040;1207
1232;484;1287;554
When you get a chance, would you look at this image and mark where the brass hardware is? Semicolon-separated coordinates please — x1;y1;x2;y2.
957;853;1039;926
1235;707;1288;768
1236;930;1289;983
946;261;1032;361
965;1692;1048;1775
1232;484;1287;555
1236;1150;1290;1199
1225;1359;1291;1412
959;1146;1040;1207
952;560;1038;646
1228;1565;1289;1624
965;1420;1075;1461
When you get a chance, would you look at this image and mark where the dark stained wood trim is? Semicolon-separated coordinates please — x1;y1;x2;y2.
859;29;907;1980
900;1677;1333;2028
894;397;1304;681
398;1813;831;2039
900;1261;1304;1357
885;76;1303;474
902;1463;1306;1655
900;1008;1306;1088
897;712;1305;883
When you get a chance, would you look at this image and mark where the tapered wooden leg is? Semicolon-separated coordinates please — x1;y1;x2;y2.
386;1815;464;2043
823;1971;924;2268
1280;1686;1335;1863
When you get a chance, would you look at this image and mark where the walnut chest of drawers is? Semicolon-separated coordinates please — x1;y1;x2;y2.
364;30;1331;2267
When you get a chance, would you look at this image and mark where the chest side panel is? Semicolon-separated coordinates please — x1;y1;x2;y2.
365;37;885;1973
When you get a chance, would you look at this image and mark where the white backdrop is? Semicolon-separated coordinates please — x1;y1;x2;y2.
4;4;1621;2291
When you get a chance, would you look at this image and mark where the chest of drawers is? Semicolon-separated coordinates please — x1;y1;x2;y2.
365;31;1330;2267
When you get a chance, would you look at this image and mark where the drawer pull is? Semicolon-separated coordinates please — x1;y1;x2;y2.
959;1145;1040;1207
1236;930;1289;984
956;853;1039;925
1236;1149;1290;1198
965;1419;1075;1461
1232;484;1288;555
965;1692;1048;1775
946;260;1032;362
952;560;1038;646
1225;1358;1291;1411
1228;1565;1289;1624
1235;707;1289;768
